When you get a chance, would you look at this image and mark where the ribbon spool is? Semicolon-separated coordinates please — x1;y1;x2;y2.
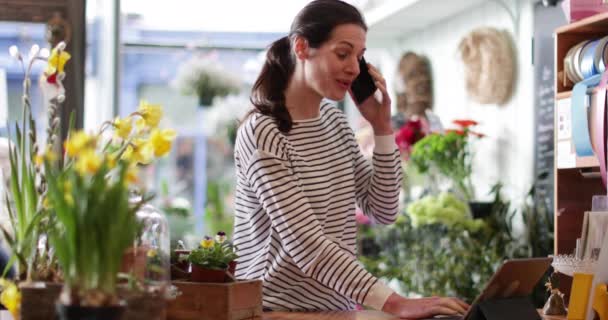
581;39;600;79
565;37;608;83
594;35;608;73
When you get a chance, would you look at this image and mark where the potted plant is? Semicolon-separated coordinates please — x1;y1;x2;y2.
409;119;490;217
0;42;68;320
42;95;175;319
187;232;237;283
171;55;241;107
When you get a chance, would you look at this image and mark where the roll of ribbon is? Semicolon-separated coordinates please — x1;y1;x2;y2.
572;73;601;157
581;39;600;79
574;40;591;82
594;36;608;73
565;41;587;83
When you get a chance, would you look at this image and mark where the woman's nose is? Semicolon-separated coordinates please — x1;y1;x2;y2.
346;57;360;76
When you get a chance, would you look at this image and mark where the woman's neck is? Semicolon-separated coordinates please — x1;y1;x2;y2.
284;72;323;120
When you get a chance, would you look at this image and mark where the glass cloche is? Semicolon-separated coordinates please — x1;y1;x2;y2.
125;194;171;288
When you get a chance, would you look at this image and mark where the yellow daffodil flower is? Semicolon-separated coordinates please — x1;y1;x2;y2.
65;131;95;157
35;154;44;166
75;149;102;176
137;100;163;128
147;249;158;258
113;116;133;140
0;279;20;319
135;118;148;134
200;237;214;249
45;47;71;75
121;139;153;165
150;128;176;157
125;165;139;185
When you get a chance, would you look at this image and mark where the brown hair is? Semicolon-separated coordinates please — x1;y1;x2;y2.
249;0;367;132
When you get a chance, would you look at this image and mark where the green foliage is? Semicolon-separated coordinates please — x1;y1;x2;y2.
188;240;237;270
407;192;484;231
45;159;142;305
360;183;554;305
409;131;474;201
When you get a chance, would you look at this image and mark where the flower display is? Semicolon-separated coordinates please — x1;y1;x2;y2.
394;117;429;159
188;232;237;270
409;119;484;201
172;54;241;107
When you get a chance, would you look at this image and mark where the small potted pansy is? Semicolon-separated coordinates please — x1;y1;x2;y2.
187;232;238;283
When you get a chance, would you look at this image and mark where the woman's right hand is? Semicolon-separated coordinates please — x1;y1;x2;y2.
382;292;470;319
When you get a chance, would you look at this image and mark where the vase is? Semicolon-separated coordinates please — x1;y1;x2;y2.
468;201;493;219
198;95;213;107
20;282;62;320
55;303;125;320
190;264;226;283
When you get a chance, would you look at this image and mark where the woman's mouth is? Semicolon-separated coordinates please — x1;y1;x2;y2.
336;79;351;90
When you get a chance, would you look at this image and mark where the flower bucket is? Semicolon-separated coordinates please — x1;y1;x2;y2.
55;303;125;320
468;201;493;219
190;264;226;283
19;282;63;320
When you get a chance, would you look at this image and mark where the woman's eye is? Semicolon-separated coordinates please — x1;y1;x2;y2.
337;52;348;60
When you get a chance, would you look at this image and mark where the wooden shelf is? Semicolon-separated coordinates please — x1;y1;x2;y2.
554;15;608;301
557;155;600;169
556;11;608;34
554;12;608;94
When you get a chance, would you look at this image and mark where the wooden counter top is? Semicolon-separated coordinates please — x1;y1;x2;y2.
262;310;568;320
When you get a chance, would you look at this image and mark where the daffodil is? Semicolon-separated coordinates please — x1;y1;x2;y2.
113;116;133;139
75;149;102;176
65;131;95;157
215;231;227;244
147;249;158;258
149;128;176;157
35;154;44;166
200;236;214;249
44;47;71;84
0;279;20;318
121;139;153;165
125;165;139;185
137;100;163;128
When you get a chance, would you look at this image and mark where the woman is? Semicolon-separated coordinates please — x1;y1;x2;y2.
233;0;469;318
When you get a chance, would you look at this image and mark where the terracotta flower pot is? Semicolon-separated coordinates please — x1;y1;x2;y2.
228;261;237;276
20;282;62;320
55;303;125;320
190;264;226;283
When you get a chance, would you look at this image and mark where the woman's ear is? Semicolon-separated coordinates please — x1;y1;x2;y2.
293;36;309;60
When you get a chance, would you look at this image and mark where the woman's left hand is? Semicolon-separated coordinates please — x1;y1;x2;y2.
350;63;392;135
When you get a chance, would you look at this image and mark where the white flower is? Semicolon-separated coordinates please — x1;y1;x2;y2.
8;46;20;59
39;48;50;59
29;44;40;59
56;41;66;51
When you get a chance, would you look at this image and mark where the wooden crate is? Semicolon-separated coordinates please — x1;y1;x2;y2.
167;280;262;320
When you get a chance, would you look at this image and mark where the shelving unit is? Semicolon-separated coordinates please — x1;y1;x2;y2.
554;12;608;256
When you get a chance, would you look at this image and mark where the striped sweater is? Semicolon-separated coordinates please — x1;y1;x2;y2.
233;103;402;311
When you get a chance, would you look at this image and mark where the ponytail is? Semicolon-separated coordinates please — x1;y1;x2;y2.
249;36;294;133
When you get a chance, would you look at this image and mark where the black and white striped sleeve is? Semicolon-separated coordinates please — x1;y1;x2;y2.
244;147;388;308
352;135;403;225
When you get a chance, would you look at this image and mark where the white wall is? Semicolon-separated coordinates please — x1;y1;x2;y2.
365;0;536;204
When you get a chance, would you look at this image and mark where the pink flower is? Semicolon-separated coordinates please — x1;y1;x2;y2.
355;209;371;225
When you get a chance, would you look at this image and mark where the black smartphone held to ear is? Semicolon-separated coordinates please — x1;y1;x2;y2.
350;56;377;105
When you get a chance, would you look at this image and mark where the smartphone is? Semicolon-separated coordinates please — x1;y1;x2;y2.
350;56;377;105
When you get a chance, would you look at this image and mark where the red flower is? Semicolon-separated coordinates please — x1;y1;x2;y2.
445;129;465;136
453;119;478;128
395;118;427;155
